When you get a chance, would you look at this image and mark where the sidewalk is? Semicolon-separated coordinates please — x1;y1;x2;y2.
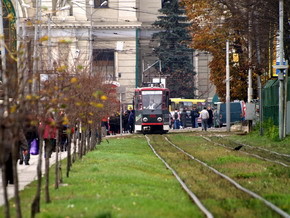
0;151;67;206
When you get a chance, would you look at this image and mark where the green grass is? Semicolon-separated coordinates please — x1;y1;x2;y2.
227;132;290;155
165;133;290;216
1;135;203;218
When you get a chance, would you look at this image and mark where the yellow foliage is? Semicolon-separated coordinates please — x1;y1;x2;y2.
62;117;69;125
10;105;17;113
26;21;33;26
58;39;72;43
70;77;78;83
100;95;108;101
25;95;32;100
88;120;93;124
30;120;39;126
51;98;57;103
39;36;49;42
75;102;81;106
56;65;67;72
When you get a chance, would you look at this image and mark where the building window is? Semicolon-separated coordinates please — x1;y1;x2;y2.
93;49;115;81
94;0;108;8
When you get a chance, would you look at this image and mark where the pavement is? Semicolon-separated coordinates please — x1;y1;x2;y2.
0;151;67;206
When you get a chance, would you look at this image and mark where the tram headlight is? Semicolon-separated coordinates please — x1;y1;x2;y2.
157;117;162;122
143;117;148;122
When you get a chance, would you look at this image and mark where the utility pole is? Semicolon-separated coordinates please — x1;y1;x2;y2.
32;0;41;94
257;75;263;135
226;40;230;132
89;0;93;76
278;0;285;139
284;60;288;136
248;13;253;103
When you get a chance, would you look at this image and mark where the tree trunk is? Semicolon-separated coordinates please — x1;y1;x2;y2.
44;155;51;203
66;135;71;178
31;138;43;217
72;130;77;163
11;140;22;218
97;122;102;145
54;136;59;189
1;166;10;218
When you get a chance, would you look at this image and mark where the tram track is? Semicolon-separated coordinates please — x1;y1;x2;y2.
201;136;290;167
145;135;213;218
145;134;290;218
202;135;290;168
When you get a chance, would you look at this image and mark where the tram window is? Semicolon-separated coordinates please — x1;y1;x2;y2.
142;91;162;109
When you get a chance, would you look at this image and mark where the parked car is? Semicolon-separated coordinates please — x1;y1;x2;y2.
214;101;246;126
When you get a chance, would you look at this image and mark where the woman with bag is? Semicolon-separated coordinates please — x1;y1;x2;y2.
22;114;39;165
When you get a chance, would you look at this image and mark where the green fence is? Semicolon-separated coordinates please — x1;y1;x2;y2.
262;78;290;125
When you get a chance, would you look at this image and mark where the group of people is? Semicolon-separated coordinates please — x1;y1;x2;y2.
102;108;135;135
1;111;71;186
171;106;214;131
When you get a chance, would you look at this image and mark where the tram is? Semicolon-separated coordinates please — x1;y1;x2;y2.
133;83;171;134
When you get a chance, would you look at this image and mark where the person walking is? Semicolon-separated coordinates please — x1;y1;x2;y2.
172;109;180;129
23;114;39;165
180;109;188;129
207;106;213;128
123;110;129;133
128;109;135;133
40;112;57;158
190;106;199;128
200;107;209;131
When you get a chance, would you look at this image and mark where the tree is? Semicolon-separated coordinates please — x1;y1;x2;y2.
182;0;290;101
151;0;195;98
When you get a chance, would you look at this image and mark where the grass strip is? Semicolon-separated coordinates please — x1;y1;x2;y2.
1;135;204;218
166;133;290;216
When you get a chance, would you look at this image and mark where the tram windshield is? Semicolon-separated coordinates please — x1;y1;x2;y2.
142;91;162;109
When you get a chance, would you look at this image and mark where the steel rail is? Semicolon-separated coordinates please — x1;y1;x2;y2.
202;136;289;168
214;135;290;158
144;135;214;218
164;137;290;218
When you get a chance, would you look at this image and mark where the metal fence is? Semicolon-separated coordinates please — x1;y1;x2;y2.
262;78;290;126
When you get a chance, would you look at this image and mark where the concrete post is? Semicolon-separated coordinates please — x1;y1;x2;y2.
278;0;285;139
226;40;230;132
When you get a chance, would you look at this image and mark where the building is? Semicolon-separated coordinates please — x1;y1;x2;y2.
1;0;214;105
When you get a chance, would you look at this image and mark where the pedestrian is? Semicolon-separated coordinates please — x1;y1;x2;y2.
207;106;213;128
180;109;188;129
23;114;39;165
172;109;180;129
123;110;129;133
40;112;57;158
200;107;209;131
59;111;69;152
1;118;28;186
101;117;109;136
190;106;199;128
128;108;135;133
